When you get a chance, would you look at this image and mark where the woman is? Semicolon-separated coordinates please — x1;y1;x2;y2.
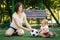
5;2;32;36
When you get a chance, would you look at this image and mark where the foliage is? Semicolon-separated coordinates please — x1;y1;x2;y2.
0;0;60;27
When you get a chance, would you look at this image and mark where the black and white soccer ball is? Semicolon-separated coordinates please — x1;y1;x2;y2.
30;29;39;37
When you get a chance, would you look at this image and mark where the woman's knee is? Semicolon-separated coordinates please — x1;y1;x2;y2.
17;29;24;36
5;28;14;36
5;32;12;36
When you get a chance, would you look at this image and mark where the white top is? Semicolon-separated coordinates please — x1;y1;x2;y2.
40;25;49;32
10;12;26;29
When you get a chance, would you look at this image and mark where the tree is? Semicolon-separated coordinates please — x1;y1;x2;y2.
42;0;60;25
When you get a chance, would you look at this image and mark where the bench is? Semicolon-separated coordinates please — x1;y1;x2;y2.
24;10;47;19
24;10;47;27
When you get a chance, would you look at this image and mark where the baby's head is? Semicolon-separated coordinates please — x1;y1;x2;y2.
41;19;48;26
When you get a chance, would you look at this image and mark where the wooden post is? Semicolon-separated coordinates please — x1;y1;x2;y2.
12;0;14;14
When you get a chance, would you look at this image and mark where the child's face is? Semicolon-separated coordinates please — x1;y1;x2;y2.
41;20;45;24
41;20;47;26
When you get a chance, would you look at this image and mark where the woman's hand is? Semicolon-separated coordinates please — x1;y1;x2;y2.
28;28;33;31
27;28;34;32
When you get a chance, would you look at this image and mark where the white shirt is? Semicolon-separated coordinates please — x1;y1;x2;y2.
10;12;26;29
40;25;49;32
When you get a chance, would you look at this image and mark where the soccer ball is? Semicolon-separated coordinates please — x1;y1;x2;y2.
30;29;39;37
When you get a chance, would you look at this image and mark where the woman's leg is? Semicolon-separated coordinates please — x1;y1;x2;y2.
16;29;24;36
5;28;14;36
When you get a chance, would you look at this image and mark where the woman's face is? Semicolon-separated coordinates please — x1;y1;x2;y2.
18;5;23;13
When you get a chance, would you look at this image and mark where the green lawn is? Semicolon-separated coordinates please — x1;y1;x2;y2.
0;28;60;40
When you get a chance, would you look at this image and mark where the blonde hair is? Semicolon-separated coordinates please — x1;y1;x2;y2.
42;19;48;24
43;19;48;22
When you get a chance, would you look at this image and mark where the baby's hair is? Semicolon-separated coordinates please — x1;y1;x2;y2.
42;19;48;23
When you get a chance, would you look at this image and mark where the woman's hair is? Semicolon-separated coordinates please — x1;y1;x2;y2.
14;2;23;13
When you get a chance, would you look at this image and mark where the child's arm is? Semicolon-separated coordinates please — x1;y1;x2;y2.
39;27;47;32
39;27;43;32
42;27;49;32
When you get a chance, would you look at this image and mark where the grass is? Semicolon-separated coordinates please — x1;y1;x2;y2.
0;28;60;40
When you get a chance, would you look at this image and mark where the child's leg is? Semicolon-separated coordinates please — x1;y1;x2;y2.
49;32;53;36
48;31;56;37
39;31;46;37
16;29;24;36
5;28;14;36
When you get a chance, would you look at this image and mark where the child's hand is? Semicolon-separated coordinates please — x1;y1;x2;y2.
38;29;42;33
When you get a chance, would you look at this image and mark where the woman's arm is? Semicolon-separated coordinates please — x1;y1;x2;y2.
23;15;32;29
13;17;30;31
